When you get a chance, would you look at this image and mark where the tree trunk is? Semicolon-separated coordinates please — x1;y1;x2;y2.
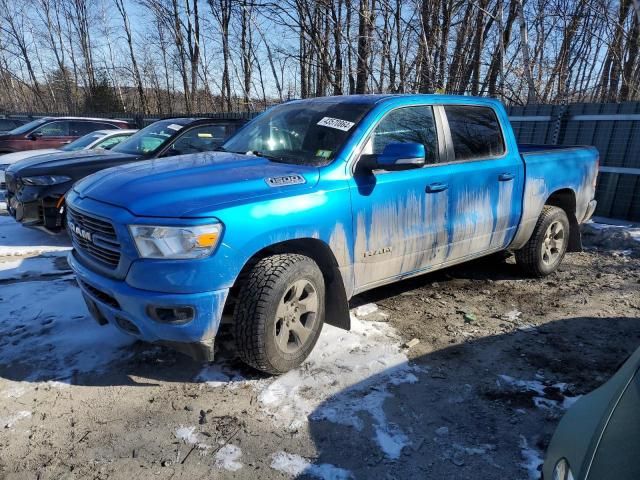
355;0;375;94
515;0;537;103
114;0;147;113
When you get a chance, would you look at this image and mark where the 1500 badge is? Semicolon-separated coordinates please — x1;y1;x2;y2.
265;175;306;187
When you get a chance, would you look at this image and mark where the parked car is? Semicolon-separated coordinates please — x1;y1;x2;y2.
544;346;640;480
0;129;137;195
64;94;599;373
0;117;27;133
0;116;130;154
5;118;244;230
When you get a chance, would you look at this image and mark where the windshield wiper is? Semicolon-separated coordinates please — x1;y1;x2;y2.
250;151;291;163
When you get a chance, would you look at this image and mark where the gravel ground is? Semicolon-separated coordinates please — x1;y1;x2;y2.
0;216;639;480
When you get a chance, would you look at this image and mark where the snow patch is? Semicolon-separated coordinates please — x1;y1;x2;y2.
270;451;352;480
175;425;210;450
195;364;252;388
2;410;31;429
175;425;200;444
0;279;135;382
259;317;420;458
0;216;70;257
354;303;379;317
0;252;70;281
352;303;389;321
214;444;243;471
520;436;543;480
196;316;420;459
498;375;579;412
502;310;522;322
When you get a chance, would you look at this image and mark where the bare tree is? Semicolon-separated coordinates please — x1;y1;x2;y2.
114;0;147;113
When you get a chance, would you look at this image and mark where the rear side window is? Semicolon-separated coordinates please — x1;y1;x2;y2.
444;105;505;161
71;121;116;136
367;106;438;164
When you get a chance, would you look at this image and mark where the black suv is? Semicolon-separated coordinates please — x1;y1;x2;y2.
5;117;245;231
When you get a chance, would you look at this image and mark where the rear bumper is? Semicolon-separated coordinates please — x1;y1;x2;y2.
68;249;229;347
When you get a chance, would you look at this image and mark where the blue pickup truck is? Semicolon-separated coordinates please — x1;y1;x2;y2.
65;95;598;373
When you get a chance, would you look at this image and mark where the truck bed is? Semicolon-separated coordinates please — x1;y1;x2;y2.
518;143;593;154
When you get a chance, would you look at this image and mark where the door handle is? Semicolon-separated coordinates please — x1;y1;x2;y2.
426;182;448;193
498;173;515;181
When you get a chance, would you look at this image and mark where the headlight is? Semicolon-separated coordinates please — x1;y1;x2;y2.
22;175;71;186
553;458;575;480
129;224;222;259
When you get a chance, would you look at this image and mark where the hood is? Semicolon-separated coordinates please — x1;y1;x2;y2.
73;152;321;218
6;149;136;176
0;148;60;165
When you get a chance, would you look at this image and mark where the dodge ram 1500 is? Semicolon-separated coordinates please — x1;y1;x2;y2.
65;94;598;374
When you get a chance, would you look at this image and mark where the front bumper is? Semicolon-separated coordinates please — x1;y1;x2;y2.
68;249;229;354
6;189;65;230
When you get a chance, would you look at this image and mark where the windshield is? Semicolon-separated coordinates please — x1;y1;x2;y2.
221;101;373;166
8;118;48;135
112;120;186;155
61;132;105;151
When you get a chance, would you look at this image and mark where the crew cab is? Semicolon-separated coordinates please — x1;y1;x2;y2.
65;95;599;374
5;117;244;230
0;116;130;153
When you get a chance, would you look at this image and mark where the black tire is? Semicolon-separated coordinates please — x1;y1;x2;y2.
515;205;570;277
233;254;325;374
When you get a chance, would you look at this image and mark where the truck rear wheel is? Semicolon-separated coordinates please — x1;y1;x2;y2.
515;205;570;277
233;254;325;374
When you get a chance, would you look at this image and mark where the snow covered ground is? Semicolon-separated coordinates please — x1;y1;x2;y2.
0;215;70;257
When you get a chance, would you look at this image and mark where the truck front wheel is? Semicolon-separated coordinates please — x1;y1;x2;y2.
233;254;325;374
515;205;570;277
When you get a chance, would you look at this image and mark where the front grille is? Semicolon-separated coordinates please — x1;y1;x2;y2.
80;280;121;309
4;172;16;193
67;206;121;268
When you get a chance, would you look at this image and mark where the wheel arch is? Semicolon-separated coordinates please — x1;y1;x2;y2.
545;188;581;252
228;237;351;331
511;186;582;252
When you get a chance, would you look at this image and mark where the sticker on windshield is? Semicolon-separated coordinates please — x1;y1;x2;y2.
167;123;183;131
316;149;332;158
317;117;355;131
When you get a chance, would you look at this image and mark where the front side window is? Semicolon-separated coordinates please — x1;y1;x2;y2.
166;125;229;156
9;118;48;135
33;121;70;137
112;119;189;156
222;101;372;166
363;106;438;164
444;105;505;161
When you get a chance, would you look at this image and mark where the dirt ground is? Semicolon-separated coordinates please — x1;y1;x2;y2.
0;216;639;480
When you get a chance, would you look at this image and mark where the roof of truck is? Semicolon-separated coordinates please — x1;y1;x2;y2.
287;93;503;106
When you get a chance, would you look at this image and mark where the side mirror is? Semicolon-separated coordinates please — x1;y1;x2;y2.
28;131;43;140
375;142;426;171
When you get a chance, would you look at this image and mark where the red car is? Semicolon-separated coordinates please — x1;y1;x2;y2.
0;117;130;154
